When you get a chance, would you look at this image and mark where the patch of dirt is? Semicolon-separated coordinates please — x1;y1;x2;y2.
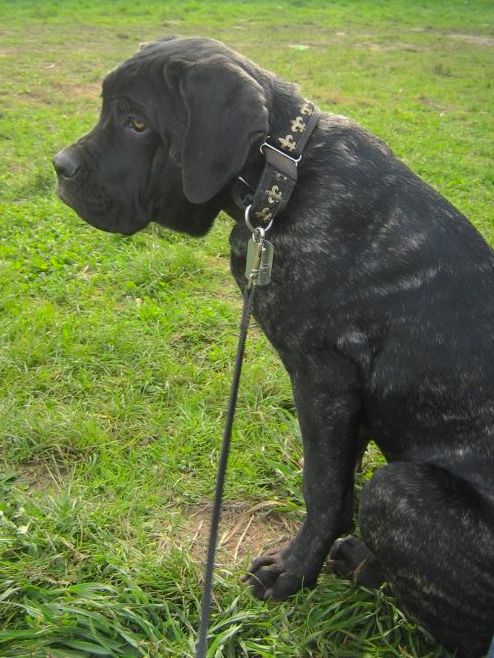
448;33;494;47
15;81;100;107
16;89;57;106
68;83;101;98
364;42;420;53
11;461;62;491
156;500;301;565
418;96;448;113
410;28;494;47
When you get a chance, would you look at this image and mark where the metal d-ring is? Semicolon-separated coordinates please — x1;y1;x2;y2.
244;205;273;235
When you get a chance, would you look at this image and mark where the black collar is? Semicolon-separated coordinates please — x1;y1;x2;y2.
233;100;320;228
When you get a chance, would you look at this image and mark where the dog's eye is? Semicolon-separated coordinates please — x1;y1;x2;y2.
128;117;147;133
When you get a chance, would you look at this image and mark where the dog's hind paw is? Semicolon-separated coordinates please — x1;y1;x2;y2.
329;535;385;588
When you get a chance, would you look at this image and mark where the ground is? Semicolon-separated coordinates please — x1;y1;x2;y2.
0;1;493;656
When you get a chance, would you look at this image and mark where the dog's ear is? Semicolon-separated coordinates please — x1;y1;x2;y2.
164;56;268;204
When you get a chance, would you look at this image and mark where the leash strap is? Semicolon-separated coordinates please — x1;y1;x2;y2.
195;282;257;658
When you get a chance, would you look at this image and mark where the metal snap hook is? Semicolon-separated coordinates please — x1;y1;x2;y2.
252;226;265;243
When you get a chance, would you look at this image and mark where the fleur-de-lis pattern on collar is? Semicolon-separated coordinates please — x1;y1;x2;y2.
291;116;306;133
267;185;282;204
277;103;317;157
278;134;297;152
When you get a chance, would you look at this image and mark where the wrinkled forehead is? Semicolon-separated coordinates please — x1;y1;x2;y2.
101;36;239;98
102;60;148;99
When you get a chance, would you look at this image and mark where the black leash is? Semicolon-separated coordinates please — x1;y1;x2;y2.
195;280;256;658
195;100;320;657
196;220;272;658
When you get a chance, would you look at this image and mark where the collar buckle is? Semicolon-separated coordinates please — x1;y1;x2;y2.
260;141;301;180
260;141;303;164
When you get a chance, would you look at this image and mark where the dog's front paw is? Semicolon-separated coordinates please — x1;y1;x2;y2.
241;550;316;600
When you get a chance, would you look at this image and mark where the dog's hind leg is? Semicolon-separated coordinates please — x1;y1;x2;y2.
329;534;385;588
344;461;494;658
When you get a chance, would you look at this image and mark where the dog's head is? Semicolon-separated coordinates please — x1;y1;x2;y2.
53;37;269;235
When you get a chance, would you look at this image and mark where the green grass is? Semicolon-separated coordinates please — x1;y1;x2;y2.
0;1;493;656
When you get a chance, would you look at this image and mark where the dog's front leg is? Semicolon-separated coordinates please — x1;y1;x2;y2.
244;362;361;600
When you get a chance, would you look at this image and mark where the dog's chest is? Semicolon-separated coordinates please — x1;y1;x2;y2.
228;223;339;360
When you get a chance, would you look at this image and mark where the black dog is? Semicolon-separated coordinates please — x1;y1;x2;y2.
53;37;494;657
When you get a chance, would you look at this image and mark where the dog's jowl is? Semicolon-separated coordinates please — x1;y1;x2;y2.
53;37;494;657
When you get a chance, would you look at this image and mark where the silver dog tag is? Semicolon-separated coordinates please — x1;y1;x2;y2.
245;236;274;286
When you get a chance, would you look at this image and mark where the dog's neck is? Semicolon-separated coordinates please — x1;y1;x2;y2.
224;84;320;226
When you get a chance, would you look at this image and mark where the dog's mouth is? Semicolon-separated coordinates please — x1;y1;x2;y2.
56;179;149;236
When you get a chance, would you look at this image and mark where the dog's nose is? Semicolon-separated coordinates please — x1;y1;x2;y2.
52;147;80;179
